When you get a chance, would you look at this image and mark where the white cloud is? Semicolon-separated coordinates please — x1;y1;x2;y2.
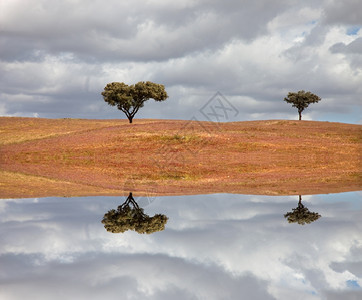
0;0;361;122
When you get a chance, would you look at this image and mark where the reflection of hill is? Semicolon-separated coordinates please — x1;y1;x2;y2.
1;117;361;198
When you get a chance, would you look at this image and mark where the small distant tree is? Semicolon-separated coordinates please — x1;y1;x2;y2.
284;90;321;120
101;81;168;123
101;192;168;234
284;195;321;225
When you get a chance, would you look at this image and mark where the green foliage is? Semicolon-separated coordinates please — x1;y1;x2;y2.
284;200;321;225
284;90;321;120
101;81;168;123
102;193;168;234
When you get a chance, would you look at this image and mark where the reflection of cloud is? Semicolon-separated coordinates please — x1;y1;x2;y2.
323;290;362;300
0;253;274;300
0;193;361;299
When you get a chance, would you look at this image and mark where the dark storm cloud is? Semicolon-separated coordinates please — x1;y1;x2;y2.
323;0;362;26
0;0;300;63
330;37;362;69
330;37;362;54
0;0;137;62
322;290;362;300
0;0;361;122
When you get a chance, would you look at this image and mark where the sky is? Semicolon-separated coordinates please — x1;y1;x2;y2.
0;192;361;300
0;0;361;124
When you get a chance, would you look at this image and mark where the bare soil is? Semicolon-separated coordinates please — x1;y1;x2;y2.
0;117;361;198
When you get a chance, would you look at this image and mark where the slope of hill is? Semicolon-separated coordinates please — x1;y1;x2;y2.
0;117;361;198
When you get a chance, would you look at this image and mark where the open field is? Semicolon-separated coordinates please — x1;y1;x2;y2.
0;117;361;198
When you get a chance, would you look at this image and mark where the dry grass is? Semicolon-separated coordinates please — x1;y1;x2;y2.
0;117;361;198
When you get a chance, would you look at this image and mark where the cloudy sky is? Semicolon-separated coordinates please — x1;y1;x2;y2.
1;0;361;123
1;192;361;299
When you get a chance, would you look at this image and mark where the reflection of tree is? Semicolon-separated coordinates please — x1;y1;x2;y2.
284;195;321;225
102;192;168;234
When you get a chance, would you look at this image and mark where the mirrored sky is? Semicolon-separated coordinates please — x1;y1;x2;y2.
1;192;361;300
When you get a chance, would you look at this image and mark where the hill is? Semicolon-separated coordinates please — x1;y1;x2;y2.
0;117;361;198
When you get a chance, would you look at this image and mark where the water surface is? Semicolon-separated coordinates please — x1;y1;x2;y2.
1;192;361;300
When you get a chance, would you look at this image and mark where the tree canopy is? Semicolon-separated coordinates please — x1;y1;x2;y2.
101;81;168;123
101;192;168;234
284;195;321;225
284;90;321;120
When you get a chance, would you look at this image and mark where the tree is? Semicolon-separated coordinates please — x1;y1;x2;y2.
284;90;321;120
101;81;168;123
284;195;321;225
101;192;168;234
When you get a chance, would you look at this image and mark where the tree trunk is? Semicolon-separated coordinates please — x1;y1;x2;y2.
128;116;133;123
298;111;302;120
298;195;304;209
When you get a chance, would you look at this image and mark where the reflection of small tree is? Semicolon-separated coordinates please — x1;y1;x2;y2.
102;192;168;234
284;195;321;225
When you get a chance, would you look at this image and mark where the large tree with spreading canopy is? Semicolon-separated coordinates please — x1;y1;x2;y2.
101;81;168;123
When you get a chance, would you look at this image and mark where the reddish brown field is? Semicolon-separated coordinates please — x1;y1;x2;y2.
0;117;361;198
